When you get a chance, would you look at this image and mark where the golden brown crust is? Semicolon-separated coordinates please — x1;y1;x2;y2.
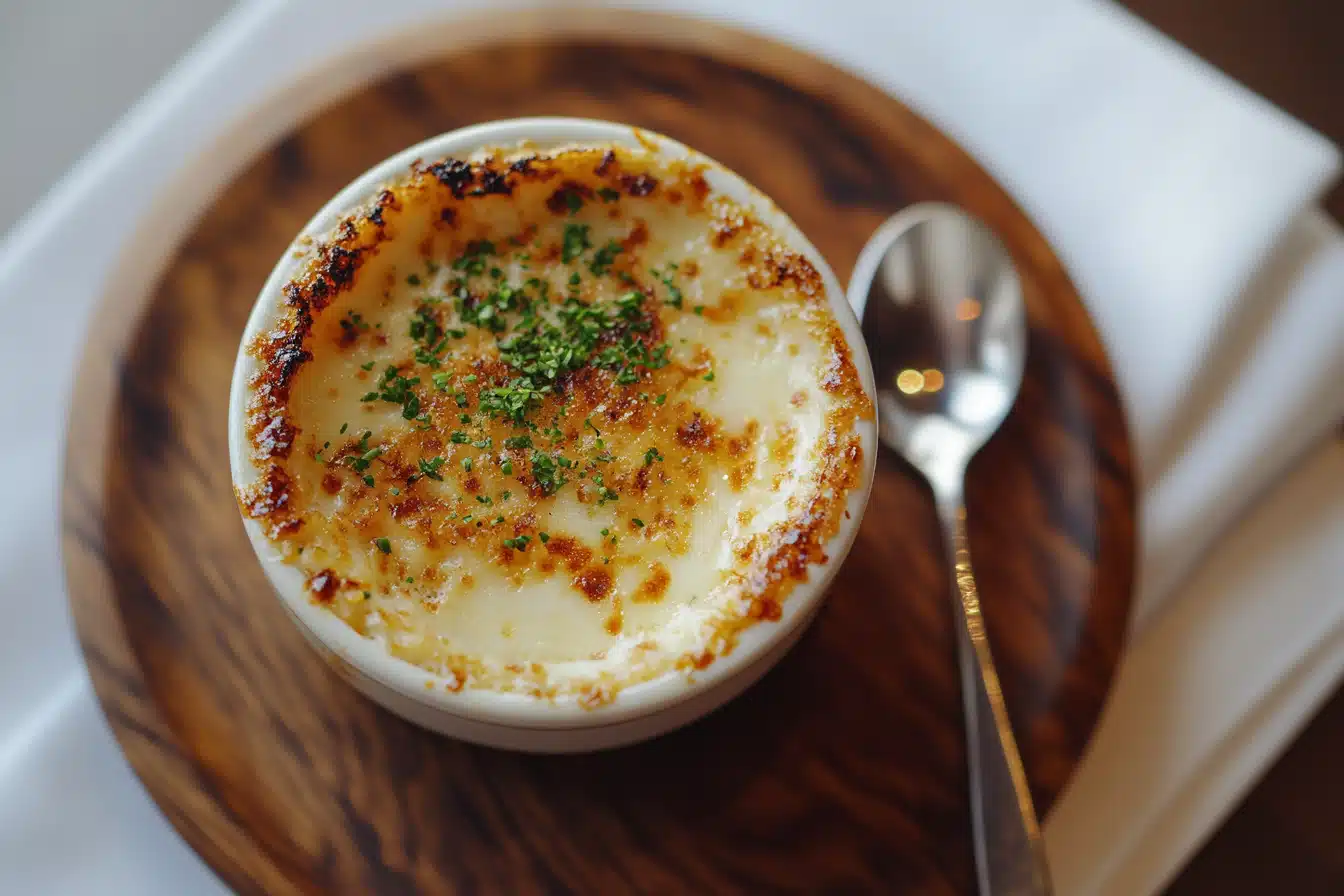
238;144;872;702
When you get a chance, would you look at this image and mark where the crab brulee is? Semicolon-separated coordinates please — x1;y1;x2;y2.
236;142;873;706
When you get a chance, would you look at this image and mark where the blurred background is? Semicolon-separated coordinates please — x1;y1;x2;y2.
2;1;1343;239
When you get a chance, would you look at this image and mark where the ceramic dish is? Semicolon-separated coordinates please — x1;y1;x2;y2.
226;117;878;751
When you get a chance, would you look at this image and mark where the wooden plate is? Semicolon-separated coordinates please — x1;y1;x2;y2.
61;20;1136;894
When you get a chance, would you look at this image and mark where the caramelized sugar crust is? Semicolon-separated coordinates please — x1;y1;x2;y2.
238;144;871;704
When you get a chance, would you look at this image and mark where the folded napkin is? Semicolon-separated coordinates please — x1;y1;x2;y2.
0;0;1338;892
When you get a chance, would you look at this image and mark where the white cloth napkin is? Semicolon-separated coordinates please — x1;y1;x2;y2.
0;0;1339;893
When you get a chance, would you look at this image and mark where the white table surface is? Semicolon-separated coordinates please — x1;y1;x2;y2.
0;0;239;239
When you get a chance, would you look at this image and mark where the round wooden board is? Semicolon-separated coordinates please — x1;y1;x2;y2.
61;22;1136;895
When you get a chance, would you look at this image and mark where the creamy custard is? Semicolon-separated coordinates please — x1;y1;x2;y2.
238;144;872;705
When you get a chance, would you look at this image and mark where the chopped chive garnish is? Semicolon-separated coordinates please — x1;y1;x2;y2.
562;222;591;262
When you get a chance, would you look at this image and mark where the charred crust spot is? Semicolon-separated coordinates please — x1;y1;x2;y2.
238;464;301;537
747;250;825;300
268;336;312;393
428;158;473;198
545;536;592;572
594;149;616;176
476;165;513;196
366;189;399;226
390;496;422;520
820;333;866;403
240;464;292;517
623;219;649;250
509;156;537;175
439;207;457;226
320;245;360;295
712;211;748;248
726;421;758;457
573;567;614;603
676;412;718;451
633;563;671;603
688;173;711;203
546;180;593;215
620;173;658;197
307;568;340;604
255;415;296;459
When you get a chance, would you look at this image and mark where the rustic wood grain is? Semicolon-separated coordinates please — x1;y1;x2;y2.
61;25;1135;894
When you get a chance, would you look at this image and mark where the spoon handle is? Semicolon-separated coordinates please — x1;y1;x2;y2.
939;502;1054;896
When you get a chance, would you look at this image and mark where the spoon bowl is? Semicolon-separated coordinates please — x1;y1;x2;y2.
850;203;1026;497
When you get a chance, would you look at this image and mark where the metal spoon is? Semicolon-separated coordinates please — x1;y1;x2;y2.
849;202;1052;895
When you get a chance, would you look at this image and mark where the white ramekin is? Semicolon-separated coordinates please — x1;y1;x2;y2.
228;117;877;752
